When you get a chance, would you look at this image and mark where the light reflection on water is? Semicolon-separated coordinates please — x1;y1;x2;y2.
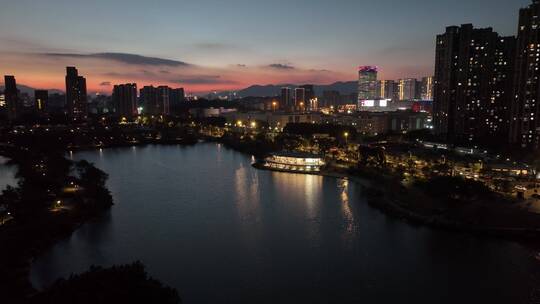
28;143;540;304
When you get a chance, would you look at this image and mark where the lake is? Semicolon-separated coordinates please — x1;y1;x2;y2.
30;143;540;303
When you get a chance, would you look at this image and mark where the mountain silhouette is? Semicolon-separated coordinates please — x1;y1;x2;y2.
227;81;358;98
0;84;63;96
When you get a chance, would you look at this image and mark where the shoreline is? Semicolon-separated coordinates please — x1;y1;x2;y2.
249;156;540;244
1;204;112;302
70;139;540;246
5;140;539;301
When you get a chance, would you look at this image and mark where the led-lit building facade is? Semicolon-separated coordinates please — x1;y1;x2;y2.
358;66;378;101
34;90;48;114
376;80;397;100
398;78;419;101
510;0;540;150
421;76;434;100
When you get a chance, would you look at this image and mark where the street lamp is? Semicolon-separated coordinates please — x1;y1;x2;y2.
272;101;278;112
344;132;349;145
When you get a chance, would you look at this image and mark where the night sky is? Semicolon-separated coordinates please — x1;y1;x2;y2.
0;0;531;93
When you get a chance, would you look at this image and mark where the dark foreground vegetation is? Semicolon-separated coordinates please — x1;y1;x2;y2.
29;262;181;304
0;139;180;302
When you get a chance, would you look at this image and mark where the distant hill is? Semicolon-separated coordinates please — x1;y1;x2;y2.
0;84;63;96
233;81;358;98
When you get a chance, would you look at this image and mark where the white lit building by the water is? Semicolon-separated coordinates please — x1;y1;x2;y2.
263;152;325;173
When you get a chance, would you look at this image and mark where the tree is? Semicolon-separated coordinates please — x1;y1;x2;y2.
29;262;181;304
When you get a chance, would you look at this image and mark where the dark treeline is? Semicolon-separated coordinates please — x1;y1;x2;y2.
0;134;181;302
29;262;181;304
283;123;357;140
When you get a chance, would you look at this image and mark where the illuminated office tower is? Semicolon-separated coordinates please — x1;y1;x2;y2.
358;66;378;101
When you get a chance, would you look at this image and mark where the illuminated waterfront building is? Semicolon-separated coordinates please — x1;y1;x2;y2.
263;152;325;173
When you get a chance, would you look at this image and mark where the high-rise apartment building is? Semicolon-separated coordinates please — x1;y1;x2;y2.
65;67;87;119
280;87;292;109
294;87;306;109
510;0;540;150
433;24;515;145
170;88;185;106
3;75;19;121
112;83;138;119
140;85;171;116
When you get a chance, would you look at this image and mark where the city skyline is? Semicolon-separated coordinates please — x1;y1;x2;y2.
0;0;530;94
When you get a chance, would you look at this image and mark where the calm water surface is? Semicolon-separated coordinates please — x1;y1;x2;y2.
30;143;540;303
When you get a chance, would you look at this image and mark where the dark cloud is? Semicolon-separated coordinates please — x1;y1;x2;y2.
140;70;155;76
170;75;237;85
159;70;171;74
99;81;111;86
309;69;331;73
43;52;189;67
236;64;247;68
268;63;295;70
